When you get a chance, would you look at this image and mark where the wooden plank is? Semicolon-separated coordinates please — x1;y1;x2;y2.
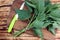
0;26;7;29
51;0;60;4
0;12;9;18
42;29;55;40
0;18;7;21
0;29;7;32
0;7;11;29
0;37;41;40
0;7;11;12
0;33;12;37
0;0;60;40
0;0;14;6
56;29;60;39
0;21;7;25
13;20;28;30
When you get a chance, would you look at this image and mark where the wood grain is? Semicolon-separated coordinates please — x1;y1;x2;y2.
0;0;14;6
0;0;60;40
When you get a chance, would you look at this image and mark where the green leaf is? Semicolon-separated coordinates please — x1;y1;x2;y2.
13;29;26;37
34;9;38;15
50;9;60;18
15;9;31;20
43;22;51;28
32;19;44;28
48;9;60;21
37;13;46;21
45;0;51;6
25;2;32;13
46;4;59;13
48;26;56;35
49;15;60;21
56;21;60;24
33;28;44;40
29;0;37;5
25;1;36;8
36;0;45;13
53;22;60;29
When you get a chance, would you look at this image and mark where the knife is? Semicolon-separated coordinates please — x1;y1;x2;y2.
8;2;25;33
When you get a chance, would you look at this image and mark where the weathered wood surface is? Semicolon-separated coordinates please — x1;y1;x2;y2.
0;7;11;29
0;0;14;6
0;0;60;40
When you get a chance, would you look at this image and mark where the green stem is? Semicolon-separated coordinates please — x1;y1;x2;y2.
25;15;34;30
14;15;34;37
25;1;36;8
14;29;26;37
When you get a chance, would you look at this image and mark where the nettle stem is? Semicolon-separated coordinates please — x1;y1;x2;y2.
14;15;34;37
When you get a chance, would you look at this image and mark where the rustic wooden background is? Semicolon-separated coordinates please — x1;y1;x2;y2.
0;0;60;40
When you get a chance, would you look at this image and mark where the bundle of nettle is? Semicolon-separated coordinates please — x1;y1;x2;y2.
11;0;60;40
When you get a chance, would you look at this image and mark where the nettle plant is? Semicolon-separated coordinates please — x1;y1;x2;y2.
14;0;60;40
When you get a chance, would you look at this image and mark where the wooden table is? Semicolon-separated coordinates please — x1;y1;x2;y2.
0;0;60;40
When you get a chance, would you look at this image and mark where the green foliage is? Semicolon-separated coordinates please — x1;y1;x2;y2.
15;9;31;20
48;26;56;35
14;0;60;40
49;9;60;21
36;0;45;13
53;22;60;29
13;29;26;37
32;19;44;28
33;28;44;40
